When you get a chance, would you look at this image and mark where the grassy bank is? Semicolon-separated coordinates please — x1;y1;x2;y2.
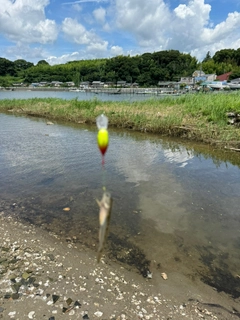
0;92;240;149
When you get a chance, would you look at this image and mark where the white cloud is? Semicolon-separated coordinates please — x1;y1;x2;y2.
72;3;82;11
174;4;195;19
63;0;108;4
62;17;109;56
110;45;123;56
5;43;47;62
115;0;171;48
0;0;240;64
114;0;240;60
0;0;58;44
201;11;240;44
86;40;108;55
93;7;106;24
46;52;82;65
62;18;92;45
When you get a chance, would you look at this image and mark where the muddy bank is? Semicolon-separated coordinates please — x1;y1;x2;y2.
1;210;240;320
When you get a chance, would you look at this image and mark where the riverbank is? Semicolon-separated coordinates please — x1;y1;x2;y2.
0;93;240;149
1;209;240;320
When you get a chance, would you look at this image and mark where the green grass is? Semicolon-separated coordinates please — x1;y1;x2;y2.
0;92;240;148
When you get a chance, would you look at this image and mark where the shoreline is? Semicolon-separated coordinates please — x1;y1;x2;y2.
1;211;240;319
0;94;240;150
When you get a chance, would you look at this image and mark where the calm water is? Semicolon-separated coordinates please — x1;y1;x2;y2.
0;89;166;102
0;113;240;297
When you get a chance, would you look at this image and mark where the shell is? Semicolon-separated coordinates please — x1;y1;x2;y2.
161;272;168;280
63;207;70;211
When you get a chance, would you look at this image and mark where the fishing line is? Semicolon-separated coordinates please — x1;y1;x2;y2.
96;114;109;191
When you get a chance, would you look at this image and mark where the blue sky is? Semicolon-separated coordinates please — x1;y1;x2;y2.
0;0;240;65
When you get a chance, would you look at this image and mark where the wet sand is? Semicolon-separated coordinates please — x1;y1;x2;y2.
0;211;240;320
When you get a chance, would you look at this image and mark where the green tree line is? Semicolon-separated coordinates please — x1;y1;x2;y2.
1;48;240;87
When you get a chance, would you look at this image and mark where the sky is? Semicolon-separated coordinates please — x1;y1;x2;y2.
0;0;240;65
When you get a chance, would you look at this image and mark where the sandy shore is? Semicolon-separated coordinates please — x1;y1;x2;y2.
0;211;240;320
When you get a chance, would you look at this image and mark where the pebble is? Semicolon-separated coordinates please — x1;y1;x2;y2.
28;311;35;319
94;311;103;317
8;311;16;318
69;309;75;316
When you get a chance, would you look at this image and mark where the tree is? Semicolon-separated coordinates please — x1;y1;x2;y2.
14;59;34;71
73;71;80;86
36;60;49;66
202;51;211;63
213;49;236;64
0;58;16;76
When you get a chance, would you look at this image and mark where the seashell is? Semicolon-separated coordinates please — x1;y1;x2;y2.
161;272;168;280
63;207;70;211
28;311;35;319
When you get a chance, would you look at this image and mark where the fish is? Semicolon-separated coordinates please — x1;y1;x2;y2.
96;191;113;263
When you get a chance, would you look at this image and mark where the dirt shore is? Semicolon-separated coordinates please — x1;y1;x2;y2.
0;211;240;320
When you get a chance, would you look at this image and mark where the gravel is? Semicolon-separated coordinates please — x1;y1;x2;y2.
0;211;239;320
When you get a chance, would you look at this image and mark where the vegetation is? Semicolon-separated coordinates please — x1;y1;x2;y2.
1;48;240;88
0;93;239;149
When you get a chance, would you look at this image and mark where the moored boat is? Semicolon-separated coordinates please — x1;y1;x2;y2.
228;83;240;90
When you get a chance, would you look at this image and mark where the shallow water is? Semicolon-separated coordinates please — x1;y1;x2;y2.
0;89;166;102
0;113;240;297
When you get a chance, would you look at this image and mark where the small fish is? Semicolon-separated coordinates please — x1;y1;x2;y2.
96;191;113;263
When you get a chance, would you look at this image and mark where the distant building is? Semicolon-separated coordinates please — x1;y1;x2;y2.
12;83;23;87
216;72;232;81
91;81;104;88
192;70;206;78
192;70;216;82
104;82;114;87
51;81;62;87
117;81;126;87
80;81;90;89
65;81;75;87
39;82;49;86
205;74;217;81
178;77;194;85
158;81;179;88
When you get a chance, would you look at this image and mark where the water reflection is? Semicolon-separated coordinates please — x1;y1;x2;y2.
163;146;194;167
0;113;240;297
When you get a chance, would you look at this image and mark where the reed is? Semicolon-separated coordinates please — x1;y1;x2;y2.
0;92;240;148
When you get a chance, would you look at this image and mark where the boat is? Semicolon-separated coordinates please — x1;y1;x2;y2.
136;89;157;94
228;83;240;90
207;82;229;90
69;89;85;92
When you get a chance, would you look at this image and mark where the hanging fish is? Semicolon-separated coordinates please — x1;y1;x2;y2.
96;191;113;263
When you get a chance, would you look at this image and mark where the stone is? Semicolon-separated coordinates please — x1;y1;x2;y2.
74;300;81;308
94;311;103;317
52;295;60;303
22;272;31;280
11;293;19;300
47;254;55;261
66;298;73;306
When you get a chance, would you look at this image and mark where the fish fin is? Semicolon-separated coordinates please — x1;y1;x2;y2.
96;199;101;207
